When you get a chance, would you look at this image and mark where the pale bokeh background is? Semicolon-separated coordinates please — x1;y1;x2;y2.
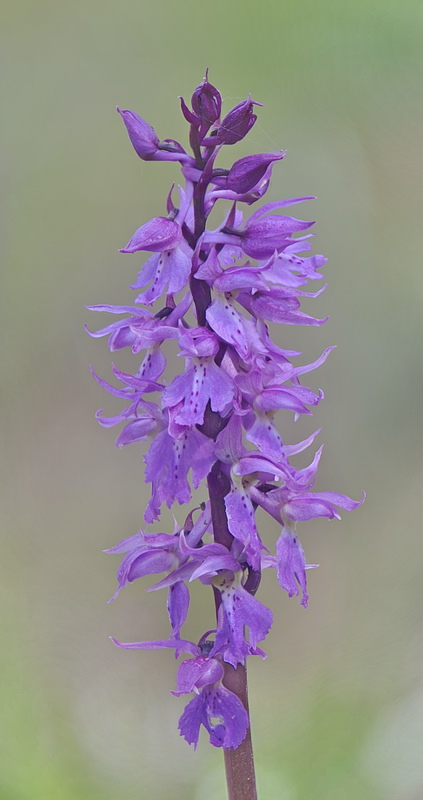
1;1;422;798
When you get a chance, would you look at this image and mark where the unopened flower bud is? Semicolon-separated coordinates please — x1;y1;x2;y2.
220;151;285;194
117;107;160;159
119;217;182;254
209;96;262;146
191;75;222;125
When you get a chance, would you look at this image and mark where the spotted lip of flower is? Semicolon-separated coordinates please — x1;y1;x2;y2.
162;329;235;427
119;217;183;254
143;424;216;522
209;570;273;667
276;528;313;608
131;247;193;308
205;293;267;364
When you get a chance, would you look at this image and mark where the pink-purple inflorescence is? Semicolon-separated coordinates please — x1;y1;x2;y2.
87;73;364;751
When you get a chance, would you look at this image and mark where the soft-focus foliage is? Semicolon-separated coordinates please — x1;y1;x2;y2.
1;0;422;797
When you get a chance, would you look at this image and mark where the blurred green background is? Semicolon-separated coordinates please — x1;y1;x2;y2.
2;0;422;798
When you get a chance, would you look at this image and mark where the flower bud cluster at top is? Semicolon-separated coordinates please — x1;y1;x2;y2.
87;72;364;751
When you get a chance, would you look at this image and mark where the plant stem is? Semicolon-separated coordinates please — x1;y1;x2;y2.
194;158;258;799
207;468;258;800
223;662;258;800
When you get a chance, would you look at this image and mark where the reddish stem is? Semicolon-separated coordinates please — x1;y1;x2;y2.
194;152;259;800
223;662;258;800
207;467;258;800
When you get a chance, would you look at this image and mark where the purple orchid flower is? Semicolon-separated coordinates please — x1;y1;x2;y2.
106;505;212;633
177;672;249;749
85;291;191;354
143;423;216;522
104;526;182;598
250;478;364;605
202;197;316;260
111;635;249;749
210;569;272;667
88;76;364;768
163;327;235;427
